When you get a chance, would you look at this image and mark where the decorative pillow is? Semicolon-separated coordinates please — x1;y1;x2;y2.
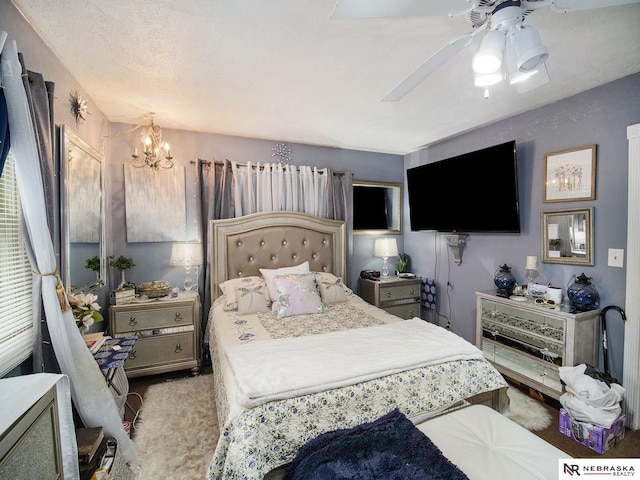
235;285;270;314
260;261;310;301
315;272;349;304
274;273;323;318
219;276;270;311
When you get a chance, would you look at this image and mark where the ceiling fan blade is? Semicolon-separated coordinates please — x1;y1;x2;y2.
382;34;473;102
331;0;467;19
548;0;640;13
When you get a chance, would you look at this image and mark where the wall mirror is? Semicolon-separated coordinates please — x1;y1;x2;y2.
353;180;402;235
60;125;106;292
542;207;594;265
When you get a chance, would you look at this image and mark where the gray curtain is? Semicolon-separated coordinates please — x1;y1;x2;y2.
197;159;352;352
0;89;9;176
198;158;234;351
18;53;57;373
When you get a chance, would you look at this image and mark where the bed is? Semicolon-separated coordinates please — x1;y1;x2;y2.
205;212;509;480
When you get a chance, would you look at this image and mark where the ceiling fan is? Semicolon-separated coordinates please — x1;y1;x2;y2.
331;0;640;100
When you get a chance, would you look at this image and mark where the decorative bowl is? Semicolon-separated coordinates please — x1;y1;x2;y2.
138;280;172;298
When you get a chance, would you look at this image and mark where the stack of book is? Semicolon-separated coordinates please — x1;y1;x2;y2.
77;427;118;480
77;427;106;480
82;332;109;354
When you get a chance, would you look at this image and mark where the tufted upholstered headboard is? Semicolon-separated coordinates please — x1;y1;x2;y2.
209;212;347;301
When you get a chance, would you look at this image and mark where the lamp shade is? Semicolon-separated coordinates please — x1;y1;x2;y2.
374;238;398;258
472;29;505;75
169;242;203;266
512;25;548;72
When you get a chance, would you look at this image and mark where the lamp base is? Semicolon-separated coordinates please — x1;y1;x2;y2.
381;257;390;277
183;266;194;291
184;265;198;292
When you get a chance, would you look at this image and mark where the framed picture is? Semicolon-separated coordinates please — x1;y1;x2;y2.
543;145;596;202
124;164;187;242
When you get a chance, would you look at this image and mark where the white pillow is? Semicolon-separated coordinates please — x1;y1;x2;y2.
219;276;270;311
235;285;270;314
260;261;310;301
274;273;323;318
315;272;349;304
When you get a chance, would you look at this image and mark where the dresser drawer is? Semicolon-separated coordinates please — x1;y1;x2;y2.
481;302;564;342
125;333;195;370
378;283;420;303
482;318;564;360
483;339;562;394
113;304;194;332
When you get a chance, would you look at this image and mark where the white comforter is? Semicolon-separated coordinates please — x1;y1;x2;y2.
226;318;484;408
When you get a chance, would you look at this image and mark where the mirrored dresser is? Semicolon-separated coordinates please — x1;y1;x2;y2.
475;291;600;399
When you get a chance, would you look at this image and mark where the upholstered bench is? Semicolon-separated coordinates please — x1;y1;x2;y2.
417;404;569;480
266;403;568;480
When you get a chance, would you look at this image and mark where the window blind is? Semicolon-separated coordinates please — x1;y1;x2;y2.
0;151;33;376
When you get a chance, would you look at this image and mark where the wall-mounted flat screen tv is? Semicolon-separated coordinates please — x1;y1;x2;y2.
407;140;520;233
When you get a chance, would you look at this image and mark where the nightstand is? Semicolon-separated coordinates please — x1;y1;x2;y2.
109;291;201;378
358;276;422;319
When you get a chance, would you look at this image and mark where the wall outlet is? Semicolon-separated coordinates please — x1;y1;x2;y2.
608;248;624;268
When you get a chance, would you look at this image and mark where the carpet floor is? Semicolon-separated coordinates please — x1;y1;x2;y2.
126;374;219;479
115;374;567;479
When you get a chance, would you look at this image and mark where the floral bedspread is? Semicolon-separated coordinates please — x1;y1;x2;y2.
206;296;507;480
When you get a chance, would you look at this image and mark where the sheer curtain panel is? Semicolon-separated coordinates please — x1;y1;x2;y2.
1;36;135;469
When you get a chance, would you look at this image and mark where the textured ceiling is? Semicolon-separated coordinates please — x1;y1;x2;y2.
10;0;640;154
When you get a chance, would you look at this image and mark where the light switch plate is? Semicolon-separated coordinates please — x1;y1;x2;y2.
608;248;624;268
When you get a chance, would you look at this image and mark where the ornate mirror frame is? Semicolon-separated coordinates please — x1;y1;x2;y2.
541;207;594;266
353;180;402;235
60;125;106;292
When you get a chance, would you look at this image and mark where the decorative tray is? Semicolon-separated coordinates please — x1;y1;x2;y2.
138;280;172;298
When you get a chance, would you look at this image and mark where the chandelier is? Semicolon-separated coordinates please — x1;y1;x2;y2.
130;117;174;170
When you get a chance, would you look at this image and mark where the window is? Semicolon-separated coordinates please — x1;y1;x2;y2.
0;151;33;376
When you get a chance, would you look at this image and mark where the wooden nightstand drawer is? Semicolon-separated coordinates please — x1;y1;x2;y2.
378;284;420;304
125;333;195;370
112;304;194;332
385;302;421;319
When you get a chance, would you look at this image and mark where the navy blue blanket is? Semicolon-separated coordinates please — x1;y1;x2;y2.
284;409;469;480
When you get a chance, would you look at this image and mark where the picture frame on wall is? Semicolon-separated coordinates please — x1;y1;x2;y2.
124;164;187;242
543;145;596;203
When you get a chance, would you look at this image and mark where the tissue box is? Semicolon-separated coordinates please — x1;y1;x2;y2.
558;408;626;454
110;288;135;305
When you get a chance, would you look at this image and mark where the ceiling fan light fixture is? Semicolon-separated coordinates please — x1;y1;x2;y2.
512;25;548;72
509;68;539;85
472;29;505;75
474;72;503;88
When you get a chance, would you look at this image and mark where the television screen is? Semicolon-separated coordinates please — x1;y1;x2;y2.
407;140;520;233
353;185;388;229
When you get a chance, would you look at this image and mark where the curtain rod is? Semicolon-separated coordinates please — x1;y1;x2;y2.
192;158;346;176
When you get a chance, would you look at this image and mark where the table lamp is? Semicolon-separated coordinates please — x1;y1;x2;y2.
374;238;398;277
170;242;203;291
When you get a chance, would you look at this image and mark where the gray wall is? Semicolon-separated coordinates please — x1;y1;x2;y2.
404;73;640;383
106;124;404;292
